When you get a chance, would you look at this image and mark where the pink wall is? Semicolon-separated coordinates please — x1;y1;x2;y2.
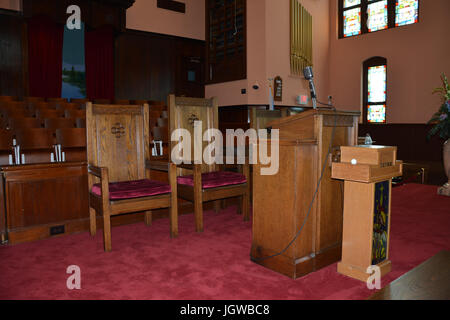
0;0;21;11
329;0;450;124
126;0;205;41
264;0;330;107
205;0;267;107
206;0;331;107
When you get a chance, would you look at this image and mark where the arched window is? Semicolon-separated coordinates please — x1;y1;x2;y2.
363;57;387;124
339;0;419;38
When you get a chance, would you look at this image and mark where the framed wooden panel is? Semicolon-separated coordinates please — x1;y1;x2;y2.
168;95;218;174
86;103;150;183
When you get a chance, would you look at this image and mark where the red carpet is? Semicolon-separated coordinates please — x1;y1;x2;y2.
0;183;449;300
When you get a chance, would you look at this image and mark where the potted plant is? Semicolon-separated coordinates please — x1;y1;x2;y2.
428;73;450;196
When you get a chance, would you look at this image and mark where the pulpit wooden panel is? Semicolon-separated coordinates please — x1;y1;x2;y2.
251;109;360;279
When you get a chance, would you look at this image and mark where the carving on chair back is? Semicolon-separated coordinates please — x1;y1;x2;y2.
88;104;149;183
169;95;218;174
111;123;125;138
188;114;200;126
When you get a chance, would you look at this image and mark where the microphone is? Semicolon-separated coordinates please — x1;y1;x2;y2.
303;66;317;109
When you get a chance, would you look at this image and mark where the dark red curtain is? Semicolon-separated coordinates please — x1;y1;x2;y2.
27;16;63;98
85;26;115;101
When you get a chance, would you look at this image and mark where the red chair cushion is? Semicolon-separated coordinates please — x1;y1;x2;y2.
91;179;171;200
177;171;247;189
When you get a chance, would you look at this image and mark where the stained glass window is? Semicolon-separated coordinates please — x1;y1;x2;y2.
339;0;420;38
365;59;387;124
343;8;361;37
367;0;388;32
395;0;419;26
368;65;386;103
368;105;386;123
344;0;361;8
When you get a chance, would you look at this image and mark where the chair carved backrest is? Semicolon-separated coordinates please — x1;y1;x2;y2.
87;103;150;184
168;94;218;174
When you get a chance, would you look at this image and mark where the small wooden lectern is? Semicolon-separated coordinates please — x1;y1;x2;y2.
252;109;360;279
331;145;403;282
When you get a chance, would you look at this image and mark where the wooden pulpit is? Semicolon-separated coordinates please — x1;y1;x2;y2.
251;108;360;279
331;145;403;282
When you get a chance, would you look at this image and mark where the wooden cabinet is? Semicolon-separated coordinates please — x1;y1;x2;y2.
206;0;246;84
1;162;89;244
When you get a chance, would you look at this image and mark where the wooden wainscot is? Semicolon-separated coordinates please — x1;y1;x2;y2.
331;145;403;282
1;162;89;244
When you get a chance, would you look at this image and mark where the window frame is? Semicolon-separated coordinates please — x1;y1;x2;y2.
338;0;419;39
363;56;387;124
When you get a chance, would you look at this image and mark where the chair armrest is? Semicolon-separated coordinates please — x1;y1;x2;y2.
176;163;196;171
146;159;170;172
87;165;110;204
88;164;108;179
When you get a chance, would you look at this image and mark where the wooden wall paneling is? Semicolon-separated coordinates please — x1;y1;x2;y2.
359;124;445;185
149;36;175;103
115;30;206;102
174;38;205;98
115;32;153;101
22;0;134;30
359;124;443;162
2;163;89;244
0;10;26;98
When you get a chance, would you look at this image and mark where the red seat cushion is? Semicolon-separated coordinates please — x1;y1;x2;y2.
177;171;247;189
91;179;171;200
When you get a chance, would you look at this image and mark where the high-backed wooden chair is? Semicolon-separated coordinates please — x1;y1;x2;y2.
169;95;250;232
87;103;178;252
